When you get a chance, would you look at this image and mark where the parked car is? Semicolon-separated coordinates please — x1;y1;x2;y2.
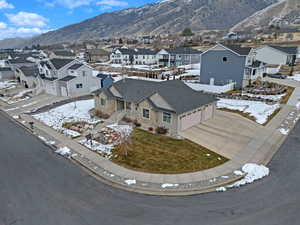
267;73;287;79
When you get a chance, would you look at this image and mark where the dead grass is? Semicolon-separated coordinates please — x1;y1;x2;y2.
263;107;282;126
219;108;257;123
281;86;295;104
111;128;228;174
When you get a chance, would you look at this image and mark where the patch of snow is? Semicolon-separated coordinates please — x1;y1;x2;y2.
221;176;229;179
228;164;269;188
278;128;289;135
124;179;136;185
79;139;114;157
288;74;300;82
234;170;244;176
217;98;280;124
33;100;100;137
55;147;71;156
161;183;179;188
0;80;17;89
216;187;227;192
38;136;56;145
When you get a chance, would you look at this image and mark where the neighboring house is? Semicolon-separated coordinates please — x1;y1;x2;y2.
15;66;39;88
156;47;201;67
37;58;100;96
93;79;216;137
86;49;110;63
110;47;157;65
49;50;76;59
6;58;36;70
254;45;298;66
0;67;15;80
142;35;154;45
96;74;114;88
199;43;265;89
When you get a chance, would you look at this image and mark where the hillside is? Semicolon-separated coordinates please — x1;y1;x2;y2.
231;0;300;31
0;0;278;48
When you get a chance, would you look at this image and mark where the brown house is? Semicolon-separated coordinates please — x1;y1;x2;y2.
93;79;217;137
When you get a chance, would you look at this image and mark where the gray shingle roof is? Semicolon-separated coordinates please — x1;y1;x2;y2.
68;63;83;70
94;79;216;115
167;47;202;55
8;58;33;64
59;75;76;82
50;58;74;70
53;50;75;57
19;66;39;77
0;67;12;71
223;45;252;56
269;45;298;55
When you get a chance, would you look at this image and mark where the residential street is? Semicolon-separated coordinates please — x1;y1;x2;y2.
0;111;299;225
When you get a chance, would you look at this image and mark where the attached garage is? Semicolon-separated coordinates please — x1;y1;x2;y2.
179;103;215;131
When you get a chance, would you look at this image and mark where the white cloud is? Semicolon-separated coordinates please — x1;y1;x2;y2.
50;0;93;9
0;22;7;29
6;12;48;28
0;27;49;40
96;0;128;7
0;0;14;9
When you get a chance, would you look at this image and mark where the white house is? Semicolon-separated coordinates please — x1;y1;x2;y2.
110;47;157;65
37;58;100;97
15;66;39;88
254;45;298;66
156;47;201;67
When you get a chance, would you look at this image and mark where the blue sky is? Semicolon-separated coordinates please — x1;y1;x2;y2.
0;0;159;40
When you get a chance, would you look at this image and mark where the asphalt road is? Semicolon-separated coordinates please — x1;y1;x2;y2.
0;112;300;225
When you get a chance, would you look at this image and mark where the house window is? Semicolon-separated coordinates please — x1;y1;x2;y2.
143;108;150;119
223;57;228;62
100;98;106;106
82;71;86;76
163;112;172;123
76;83;83;88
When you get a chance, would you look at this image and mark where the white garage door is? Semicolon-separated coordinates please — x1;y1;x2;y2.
204;104;213;121
61;87;68;97
180;110;202;131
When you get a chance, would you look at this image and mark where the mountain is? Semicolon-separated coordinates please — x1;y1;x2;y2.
0;0;279;48
231;0;300;31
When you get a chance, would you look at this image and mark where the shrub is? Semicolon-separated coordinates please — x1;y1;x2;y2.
156;126;168;135
133;119;141;127
148;127;154;132
122;116;132;123
94;110;110;119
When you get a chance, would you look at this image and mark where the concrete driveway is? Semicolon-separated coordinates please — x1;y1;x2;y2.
179;110;270;159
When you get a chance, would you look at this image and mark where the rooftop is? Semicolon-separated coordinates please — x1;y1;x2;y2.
59;75;77;82
19;66;39;77
95;79;216;115
269;45;298;55
50;58;74;70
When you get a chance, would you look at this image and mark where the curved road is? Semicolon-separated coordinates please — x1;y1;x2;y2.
0;112;299;225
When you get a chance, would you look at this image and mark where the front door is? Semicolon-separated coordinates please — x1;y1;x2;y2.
117;100;125;111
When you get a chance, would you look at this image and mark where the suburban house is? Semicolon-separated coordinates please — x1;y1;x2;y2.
49;50;76;59
254;45;298;66
199;43;265;89
15;66;39;88
0;67;15;80
93;79;216;137
156;47;201;67
110;47;157;65
6;58;36;70
37;58;100;96
96;73;114;88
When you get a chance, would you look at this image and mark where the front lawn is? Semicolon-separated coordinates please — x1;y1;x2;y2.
111;128;228;174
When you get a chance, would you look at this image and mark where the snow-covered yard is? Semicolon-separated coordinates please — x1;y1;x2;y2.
217;98;280;124
0;80;17;90
288;74;300;82
33;100;100;137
